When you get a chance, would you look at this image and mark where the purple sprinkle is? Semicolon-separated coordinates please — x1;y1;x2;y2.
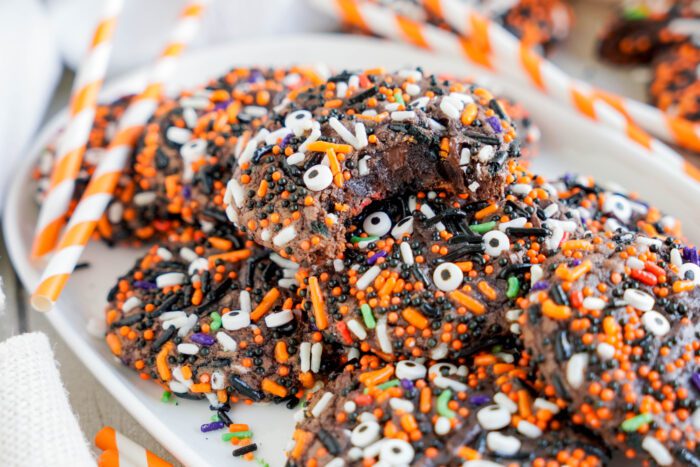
191;333;216;346
214;100;231;111
532;280;549;291
133;280;157;290
486;116;502;133
182;185;192;200
368;250;387;265
201;421;226;433
248;70;263;83
469;394;490;406
570;259;582;267
691;373;700;392
280;133;293;148
683;247;699;266
400;378;414;391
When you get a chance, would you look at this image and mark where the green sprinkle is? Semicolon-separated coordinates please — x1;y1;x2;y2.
469;221;496;234
623;7;648;20
377;379;400;390
222;431;254;441
394;91;405;106
351;235;379;244
211;414;220;422
491;345;502;353
210;312;222;331
620;413;652;432
161;391;172;403
437;389;455;418
256;458;270;467
361;304;377;329
506;276;520;299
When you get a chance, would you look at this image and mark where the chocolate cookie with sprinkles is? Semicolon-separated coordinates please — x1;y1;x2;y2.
104;226;343;406
521;230;700;465
651;41;700;122
295;164;599;361
286;350;608;466
227;68;522;267
598;0;699;65
102;66;319;244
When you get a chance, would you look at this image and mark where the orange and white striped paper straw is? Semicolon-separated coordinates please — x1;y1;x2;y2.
31;0;210;312
32;0;124;258
310;0;700;182
95;427;173;467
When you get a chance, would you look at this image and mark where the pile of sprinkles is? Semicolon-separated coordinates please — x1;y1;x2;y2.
61;64;700;465
287;350;607;466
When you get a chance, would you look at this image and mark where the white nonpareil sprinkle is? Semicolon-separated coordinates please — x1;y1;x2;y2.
156;272;185;288
358;156;370;176
107;201;123;223
264;310;294;328
642;436;673;466
159;311;185;321
226;179;245;208
356;266;381;290
376;316;393;354
311;392;334;418
440;98;460;119
389;398;414;413
477;405;511;430
487;432;521;456
477;145;495;162
122;296;142;313
325;459;345;467
178;314;197;337
166;126;192;144
434;416;451;435
626;257;645;270
347;319;368;340
400;242;415;266
133;191;157;206
311;342;323;373
671;249;683;268
333;259;345;272
183;107;198;128
692;408;700;430
300;342;311;373
530;265;543;286
177;343;199;355
566;353;589;389
239;290;251;314
493;392;518;413
430;343;448;360
216;332;237;352
597;342;616;360
287;152;305;166
344;401;357;413
156;247;173;261
498;217;526;232
391;111;417;121
273;225;297;247
533;398;560;415
517;420;542;438
582;297;605;310
179;247;198;263
405;83;420;95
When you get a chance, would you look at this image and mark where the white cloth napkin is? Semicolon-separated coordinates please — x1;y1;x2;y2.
0;333;94;467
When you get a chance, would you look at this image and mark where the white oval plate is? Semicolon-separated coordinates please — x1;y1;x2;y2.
5;34;700;467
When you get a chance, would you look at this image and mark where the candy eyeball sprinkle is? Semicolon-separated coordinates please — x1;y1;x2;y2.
303;165;333;191
396;360;427;380
285;109;313;134
679;263;700;285
483;230;510;256
350;421;380;447
433;262;463;292
380;439;415;465
363;211;392;237
391;216;414;239
603;194;632;223
641;310;671;337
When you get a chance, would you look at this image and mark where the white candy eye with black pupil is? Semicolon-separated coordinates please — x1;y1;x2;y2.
303;164;333;191
350;421;380;447
603;194;632;223
680;263;700;285
395;360;427;380
363;211;391;236
391;216;413;239
285;110;313;135
380;439;415;465
483;230;510;257
433;262;463;292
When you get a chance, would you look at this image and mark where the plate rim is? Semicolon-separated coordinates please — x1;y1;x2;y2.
5;32;700;466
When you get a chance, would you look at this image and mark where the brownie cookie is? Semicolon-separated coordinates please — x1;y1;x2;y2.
227;68;522;266
651;42;700;122
287;350;607;466
104;227;342;405
598;0;699;65
105;66;317;244
521;230;700;465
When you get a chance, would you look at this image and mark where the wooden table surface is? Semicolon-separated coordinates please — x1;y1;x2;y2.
0;2;666;465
